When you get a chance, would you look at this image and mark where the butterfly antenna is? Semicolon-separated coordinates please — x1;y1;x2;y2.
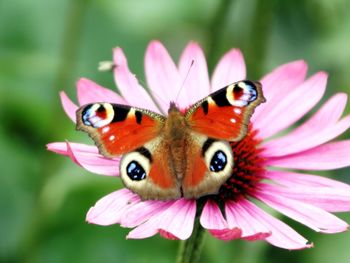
175;60;195;104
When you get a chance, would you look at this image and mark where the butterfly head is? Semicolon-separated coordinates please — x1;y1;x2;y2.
168;101;181;113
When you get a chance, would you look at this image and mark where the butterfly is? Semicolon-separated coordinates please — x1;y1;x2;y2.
76;80;265;200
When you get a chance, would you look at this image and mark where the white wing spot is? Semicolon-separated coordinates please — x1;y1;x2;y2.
109;135;115;141
234;108;241;114
230;118;236;123
102;126;110;133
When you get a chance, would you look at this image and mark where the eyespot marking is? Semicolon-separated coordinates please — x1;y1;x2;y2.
209;150;227;172
120;150;151;184
202;140;234;175
126;161;146;181
222;81;260;107
82;103;114;128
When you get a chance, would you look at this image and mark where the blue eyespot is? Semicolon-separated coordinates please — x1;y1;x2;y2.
246;84;257;101
126;161;146;181
82;105;93;126
210;150;227;172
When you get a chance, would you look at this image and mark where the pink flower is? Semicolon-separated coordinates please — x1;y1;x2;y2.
47;41;350;250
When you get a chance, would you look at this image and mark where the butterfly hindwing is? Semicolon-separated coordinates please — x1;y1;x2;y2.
76;103;165;157
186;80;265;141
181;135;234;199
119;138;181;200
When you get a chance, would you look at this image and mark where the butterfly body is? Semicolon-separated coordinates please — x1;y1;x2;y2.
76;80;265;200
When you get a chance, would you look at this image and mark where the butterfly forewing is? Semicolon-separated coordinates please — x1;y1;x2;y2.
186;80;265;141
76;103;165;157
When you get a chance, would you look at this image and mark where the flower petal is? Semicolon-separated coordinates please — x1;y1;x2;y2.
47;142;120;176
264;170;350;190
127;199;196;240
86;189;140;225
113;47;160;113
200;200;242;241
60;91;78;122
225;200;271;241
266;140;350;170
47;141;98;155
239;199;312;250
255;188;349;233
254;72;327;139
211;48;246;92
252;61;308;135
145;40;181;112
259;180;350;212
121;200;173;228
263;93;349;157
77;78;126;106
178;42;210;105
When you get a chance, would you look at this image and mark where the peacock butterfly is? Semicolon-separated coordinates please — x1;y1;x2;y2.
76;80;265;200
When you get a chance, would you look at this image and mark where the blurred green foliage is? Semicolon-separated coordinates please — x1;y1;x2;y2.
1;0;350;262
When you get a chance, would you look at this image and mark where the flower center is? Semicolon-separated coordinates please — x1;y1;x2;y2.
205;125;266;203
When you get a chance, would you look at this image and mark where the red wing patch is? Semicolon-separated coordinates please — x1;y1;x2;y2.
76;103;165;157
186;80;265;141
182;152;207;190
148;148;179;190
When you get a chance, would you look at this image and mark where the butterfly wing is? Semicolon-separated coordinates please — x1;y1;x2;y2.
185;80;265;141
181;135;235;199
76;103;180;200
182;80;265;198
76;103;166;157
119;138;181;200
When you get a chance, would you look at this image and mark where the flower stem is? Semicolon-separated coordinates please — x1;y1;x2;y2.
176;219;206;263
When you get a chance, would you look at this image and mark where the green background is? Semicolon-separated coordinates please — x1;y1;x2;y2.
1;0;350;262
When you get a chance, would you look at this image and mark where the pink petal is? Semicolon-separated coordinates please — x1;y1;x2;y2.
200;200;242;241
254;72;327;139
47;141;99;155
47;142;120;176
127;199;196;240
144;40;181;112
264;170;350;190
259;181;350;212
225;200;271;241
288;93;347;133
211;49;246;92
252;61;308;134
121;200;173;227
60;91;78;122
263;93;349;157
86;189;140;225
239;199;312;250
178;42;211;106
113;48;160;113
254;189;348;233
77;78;126;106
267;140;350;170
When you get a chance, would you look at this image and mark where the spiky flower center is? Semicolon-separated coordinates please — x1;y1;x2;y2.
208;125;265;203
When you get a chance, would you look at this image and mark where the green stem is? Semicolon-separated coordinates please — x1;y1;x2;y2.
176;218;206;263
